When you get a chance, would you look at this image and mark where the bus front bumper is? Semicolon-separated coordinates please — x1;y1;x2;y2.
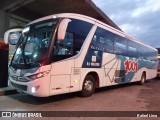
9;76;50;97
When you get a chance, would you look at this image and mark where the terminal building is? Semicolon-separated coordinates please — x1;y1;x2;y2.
0;0;123;88
0;0;122;40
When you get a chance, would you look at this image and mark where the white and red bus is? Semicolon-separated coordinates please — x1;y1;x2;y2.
9;13;158;97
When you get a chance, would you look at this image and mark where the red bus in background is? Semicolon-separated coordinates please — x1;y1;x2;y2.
0;29;22;87
0;40;9;87
0;40;9;51
157;48;160;77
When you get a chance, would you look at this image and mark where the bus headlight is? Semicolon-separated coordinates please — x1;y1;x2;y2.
27;71;50;80
31;86;40;93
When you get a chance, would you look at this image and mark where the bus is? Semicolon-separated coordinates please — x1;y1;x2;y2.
4;28;23;63
158;56;160;77
8;13;158;97
157;48;160;77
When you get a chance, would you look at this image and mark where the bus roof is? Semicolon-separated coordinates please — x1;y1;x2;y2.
28;13;156;51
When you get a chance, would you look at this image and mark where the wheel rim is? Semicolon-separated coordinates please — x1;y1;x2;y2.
84;80;93;92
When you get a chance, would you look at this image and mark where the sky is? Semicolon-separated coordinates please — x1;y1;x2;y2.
93;0;160;48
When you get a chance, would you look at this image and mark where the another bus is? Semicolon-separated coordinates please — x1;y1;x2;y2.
157;48;160;77
4;28;23;63
157;56;160;77
9;13;158;97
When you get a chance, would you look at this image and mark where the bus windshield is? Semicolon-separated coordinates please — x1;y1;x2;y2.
12;19;57;67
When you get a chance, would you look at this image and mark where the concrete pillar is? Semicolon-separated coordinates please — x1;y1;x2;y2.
0;10;10;40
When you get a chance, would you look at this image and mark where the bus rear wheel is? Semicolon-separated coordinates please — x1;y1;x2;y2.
139;73;146;85
80;75;96;97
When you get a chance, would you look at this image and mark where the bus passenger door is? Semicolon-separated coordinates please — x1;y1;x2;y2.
50;18;74;95
49;18;94;95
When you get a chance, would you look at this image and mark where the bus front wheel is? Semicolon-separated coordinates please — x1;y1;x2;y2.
80;75;96;97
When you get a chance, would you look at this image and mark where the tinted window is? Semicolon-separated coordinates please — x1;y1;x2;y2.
128;40;139;58
139;45;157;60
114;35;127;55
139;45;146;59
91;27;114;53
146;48;151;60
53;19;92;62
147;49;158;61
67;19;92;55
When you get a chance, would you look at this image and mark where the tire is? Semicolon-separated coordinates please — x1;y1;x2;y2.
80;75;96;97
139;73;146;85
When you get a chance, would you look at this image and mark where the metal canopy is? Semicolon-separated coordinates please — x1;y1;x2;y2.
1;0;122;31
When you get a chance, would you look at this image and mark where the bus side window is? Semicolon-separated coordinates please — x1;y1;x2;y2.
139;45;144;59
128;40;139;58
114;35;127;56
66;19;92;55
91;27;114;53
139;45;148;60
56;32;74;55
53;19;92;62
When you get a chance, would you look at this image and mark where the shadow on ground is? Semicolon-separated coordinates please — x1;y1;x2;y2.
7;79;158;105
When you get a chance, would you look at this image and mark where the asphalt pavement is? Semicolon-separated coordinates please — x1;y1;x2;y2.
0;78;160;120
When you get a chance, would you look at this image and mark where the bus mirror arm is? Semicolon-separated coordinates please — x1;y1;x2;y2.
58;19;71;41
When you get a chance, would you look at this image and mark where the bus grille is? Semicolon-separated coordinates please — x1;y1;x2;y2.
11;82;27;91
73;69;80;75
10;75;29;82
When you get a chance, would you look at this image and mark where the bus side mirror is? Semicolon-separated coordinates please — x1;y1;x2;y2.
58;19;71;41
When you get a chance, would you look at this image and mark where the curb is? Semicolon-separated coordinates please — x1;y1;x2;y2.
0;87;18;96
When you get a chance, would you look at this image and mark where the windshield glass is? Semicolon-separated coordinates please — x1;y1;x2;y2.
12;19;57;66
